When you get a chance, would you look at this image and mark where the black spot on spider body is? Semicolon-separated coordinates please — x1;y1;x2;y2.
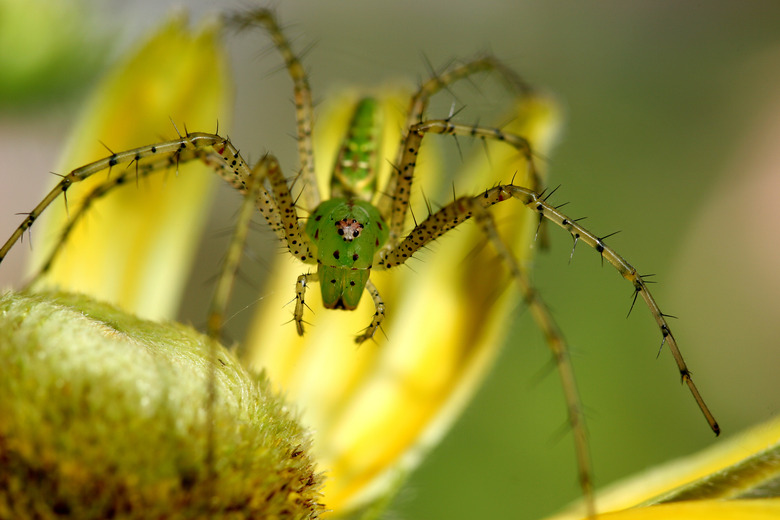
333;250;340;260
151;146;157;153
108;155;118;167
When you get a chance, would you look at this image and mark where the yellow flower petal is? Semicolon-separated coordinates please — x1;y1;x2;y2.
595;499;780;520
34;14;231;320
549;416;780;519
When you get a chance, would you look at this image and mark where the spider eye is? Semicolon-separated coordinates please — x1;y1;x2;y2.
335;218;363;241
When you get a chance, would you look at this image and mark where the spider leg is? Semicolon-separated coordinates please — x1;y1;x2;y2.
502;184;720;435
294;274;385;344
229;9;321;209
379;191;594;512
382;177;719;436
2;132;313;340
384;119;539;250
1;133;223;267
354;278;386;344
378;55;533;219
294;271;318;336
207;155;280;340
470;204;594;517
25;147;204;285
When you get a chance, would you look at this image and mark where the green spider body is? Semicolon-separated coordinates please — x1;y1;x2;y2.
305;197;388;310
301;98;389;310
329;98;383;200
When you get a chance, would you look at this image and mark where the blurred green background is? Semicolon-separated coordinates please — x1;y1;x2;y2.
2;1;780;519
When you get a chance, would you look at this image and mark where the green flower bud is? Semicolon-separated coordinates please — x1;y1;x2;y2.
0;291;323;519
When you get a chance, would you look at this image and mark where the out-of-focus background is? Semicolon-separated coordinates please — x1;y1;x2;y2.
2;1;779;518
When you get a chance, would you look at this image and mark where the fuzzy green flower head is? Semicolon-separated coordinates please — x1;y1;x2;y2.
0;291;323;519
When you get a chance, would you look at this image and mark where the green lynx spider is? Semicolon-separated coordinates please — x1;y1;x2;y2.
0;8;719;513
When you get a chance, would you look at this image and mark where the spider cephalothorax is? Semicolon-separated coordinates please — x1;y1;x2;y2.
305;197;388;310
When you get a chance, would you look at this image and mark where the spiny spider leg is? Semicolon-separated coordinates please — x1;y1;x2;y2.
26;147;204;285
229;9;320;209
400;56;531;137
29;148;306;341
384;119;538;250
471;203;595;517
505;184;720;434
1;134;314;333
379;168;719;435
356;279;386;344
294;271;318;336
0;133;220;266
379;115;597;508
257;154;312;262
207;155;279;340
294;271;385;343
200;151;303;494
378;56;534;221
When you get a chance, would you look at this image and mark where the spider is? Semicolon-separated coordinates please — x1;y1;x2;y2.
0;8;719;514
